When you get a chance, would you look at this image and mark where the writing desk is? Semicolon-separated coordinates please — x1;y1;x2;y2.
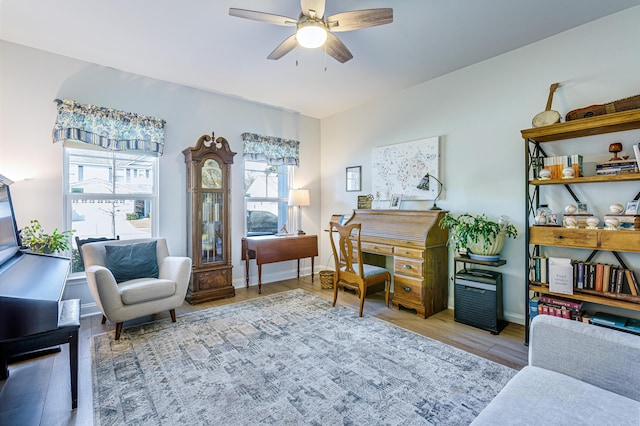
242;234;318;293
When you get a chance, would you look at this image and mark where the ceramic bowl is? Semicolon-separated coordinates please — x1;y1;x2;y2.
538;168;551;179
562;167;575;178
564;216;578;227
534;214;547;225
609;203;624;214
586;217;599;227
604;217;620;228
564;204;577;214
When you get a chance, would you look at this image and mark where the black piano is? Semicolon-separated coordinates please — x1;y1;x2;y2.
0;175;78;409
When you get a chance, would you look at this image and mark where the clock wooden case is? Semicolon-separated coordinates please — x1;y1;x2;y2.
183;132;236;304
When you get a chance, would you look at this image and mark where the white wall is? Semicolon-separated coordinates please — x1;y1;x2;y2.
0;40;321;313
3;7;640;322
320;7;640;324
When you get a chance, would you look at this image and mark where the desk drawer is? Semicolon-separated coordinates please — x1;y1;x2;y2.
394;257;424;279
360;242;394;255
394;247;424;259
393;275;423;304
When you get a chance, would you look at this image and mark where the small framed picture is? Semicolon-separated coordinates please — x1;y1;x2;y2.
390;194;402;209
346;166;361;192
625;201;639;215
577;203;588;214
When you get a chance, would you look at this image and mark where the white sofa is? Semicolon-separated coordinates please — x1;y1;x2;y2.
472;315;640;425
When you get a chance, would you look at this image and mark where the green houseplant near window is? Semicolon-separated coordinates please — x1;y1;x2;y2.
20;219;74;254
439;213;518;258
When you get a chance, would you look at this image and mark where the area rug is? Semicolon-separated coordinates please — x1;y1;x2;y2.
92;289;516;425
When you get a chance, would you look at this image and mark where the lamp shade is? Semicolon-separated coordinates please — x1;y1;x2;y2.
288;189;310;207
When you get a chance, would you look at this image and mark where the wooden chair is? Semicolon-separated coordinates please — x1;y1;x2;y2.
329;221;391;316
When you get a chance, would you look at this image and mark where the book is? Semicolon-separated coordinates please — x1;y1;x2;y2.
628;269;640;296
602;264;611;293
595;263;604;291
586;263;595;290
576;262;585;289
529;297;539;321
624;269;639;296
540;295;583;311
609;266;619;292
615;268;625;293
548;257;573;295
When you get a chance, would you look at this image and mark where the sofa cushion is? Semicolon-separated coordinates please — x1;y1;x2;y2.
105;241;159;283
119;278;176;305
471;365;640;425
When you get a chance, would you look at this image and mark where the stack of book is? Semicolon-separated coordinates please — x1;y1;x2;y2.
530;256;548;283
537;154;583;179
574;262;640;295
530;295;585;322
595;159;638;175
531;257;640;296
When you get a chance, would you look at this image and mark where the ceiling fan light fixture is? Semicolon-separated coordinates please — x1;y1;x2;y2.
296;21;327;49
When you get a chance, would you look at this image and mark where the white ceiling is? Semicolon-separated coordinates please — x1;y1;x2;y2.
2;0;640;119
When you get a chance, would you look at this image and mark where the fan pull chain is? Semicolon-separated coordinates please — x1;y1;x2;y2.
324;43;327;71
296;48;299;67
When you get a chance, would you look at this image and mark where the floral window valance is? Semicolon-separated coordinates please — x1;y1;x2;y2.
242;133;300;166
52;99;166;155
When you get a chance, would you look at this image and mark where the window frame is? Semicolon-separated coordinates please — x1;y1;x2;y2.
243;161;293;236
63;143;159;274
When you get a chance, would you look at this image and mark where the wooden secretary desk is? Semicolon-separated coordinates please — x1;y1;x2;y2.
344;209;449;318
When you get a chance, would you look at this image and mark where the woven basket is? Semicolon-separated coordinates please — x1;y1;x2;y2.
319;270;335;289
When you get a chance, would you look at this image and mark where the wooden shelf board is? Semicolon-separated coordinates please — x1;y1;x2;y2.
521;109;640;142
530;172;640;185
530;284;640;311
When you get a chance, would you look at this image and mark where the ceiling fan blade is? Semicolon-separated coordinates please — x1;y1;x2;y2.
267;34;298;60
301;0;325;19
229;8;297;26
327;8;393;32
325;32;353;63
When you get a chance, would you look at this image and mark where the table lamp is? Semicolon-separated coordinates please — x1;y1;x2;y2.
288;189;310;234
416;173;444;210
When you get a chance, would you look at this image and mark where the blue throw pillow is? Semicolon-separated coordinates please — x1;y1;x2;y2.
105;241;159;283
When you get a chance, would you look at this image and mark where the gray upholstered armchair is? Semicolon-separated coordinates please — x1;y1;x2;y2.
82;238;192;340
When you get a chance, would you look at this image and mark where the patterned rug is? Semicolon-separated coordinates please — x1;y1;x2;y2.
92;289;516;425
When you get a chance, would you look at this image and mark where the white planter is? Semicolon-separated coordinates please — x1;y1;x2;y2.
467;231;506;256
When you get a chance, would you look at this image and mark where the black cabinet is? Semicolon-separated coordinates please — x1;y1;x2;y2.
454;256;506;334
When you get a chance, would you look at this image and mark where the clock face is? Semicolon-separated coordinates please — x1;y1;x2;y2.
202;159;222;189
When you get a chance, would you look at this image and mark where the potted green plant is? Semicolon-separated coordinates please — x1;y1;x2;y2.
20;219;74;254
439;213;518;259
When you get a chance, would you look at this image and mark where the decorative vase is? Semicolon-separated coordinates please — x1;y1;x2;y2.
467;231;506;260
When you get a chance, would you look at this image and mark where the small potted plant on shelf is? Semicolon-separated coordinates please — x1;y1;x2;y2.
20;219;74;255
439;213;518;260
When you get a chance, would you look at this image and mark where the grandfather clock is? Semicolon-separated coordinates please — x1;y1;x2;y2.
183;131;236;304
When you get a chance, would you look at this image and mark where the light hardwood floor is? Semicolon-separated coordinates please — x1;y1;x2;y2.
0;276;528;425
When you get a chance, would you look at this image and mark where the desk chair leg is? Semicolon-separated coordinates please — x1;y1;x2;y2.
385;273;391;308
358;285;366;317
170;309;176;322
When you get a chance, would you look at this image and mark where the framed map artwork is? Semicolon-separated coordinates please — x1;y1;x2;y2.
372;137;440;200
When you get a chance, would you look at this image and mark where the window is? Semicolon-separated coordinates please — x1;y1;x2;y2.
244;160;292;236
64;144;158;273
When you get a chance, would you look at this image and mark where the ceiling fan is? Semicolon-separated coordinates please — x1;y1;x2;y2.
229;0;393;63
